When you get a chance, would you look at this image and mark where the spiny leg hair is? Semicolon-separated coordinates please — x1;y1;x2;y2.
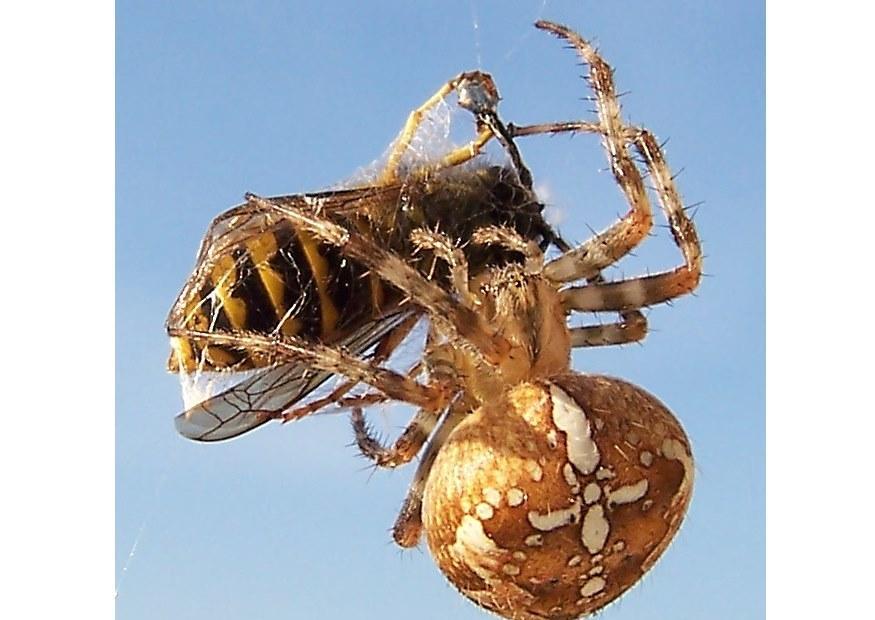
534;20;654;285
566;273;649;348
510;21;702;313
409;228;477;309
351;405;442;469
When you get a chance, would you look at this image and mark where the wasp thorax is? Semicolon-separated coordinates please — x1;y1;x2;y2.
421;373;693;620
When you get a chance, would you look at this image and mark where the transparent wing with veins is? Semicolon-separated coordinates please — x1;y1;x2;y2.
173;308;415;441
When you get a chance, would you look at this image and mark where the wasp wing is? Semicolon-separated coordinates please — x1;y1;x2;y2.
174;308;415;441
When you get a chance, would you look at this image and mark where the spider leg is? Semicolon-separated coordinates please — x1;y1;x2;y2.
244;193;506;362
559;127;702;312
280;380;373;422
334;392;392;410
351;405;442;469
509;21;701;312
466;228;647;348
514;21;655;284
407;228;521;379
408;228;478;308
510;119;645;273
280;312;421;421
330;359;426;413
569;310;647;348
512;120;704;313
172;327;449;413
470;225;545;274
564;273;649;348
345;324;437;468
391;404;467;548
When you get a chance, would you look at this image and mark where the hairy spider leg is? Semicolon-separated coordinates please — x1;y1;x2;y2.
504;22;702;329
280;312;421;421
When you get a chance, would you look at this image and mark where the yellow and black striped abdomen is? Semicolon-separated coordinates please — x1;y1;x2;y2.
168;166;564;376
169;221;381;373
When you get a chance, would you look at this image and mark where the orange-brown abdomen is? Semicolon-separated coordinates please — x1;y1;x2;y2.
422;373;693;619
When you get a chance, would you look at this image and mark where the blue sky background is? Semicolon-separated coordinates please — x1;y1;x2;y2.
117;2;763;618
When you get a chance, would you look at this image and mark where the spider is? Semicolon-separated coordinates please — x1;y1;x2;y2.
172;20;703;619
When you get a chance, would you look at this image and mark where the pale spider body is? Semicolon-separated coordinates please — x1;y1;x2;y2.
169;20;702;619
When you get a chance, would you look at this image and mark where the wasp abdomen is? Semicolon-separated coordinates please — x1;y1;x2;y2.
171;221;379;372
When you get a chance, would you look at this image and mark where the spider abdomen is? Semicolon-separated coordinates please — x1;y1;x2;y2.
422;373;693;619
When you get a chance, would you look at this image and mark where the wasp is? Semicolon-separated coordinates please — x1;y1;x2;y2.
167;71;567;442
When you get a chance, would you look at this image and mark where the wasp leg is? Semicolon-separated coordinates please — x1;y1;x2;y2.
452;73;538;191
379;71;499;185
391;405;466;548
351;405;442;469
431;127;493;174
377;70;540;191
